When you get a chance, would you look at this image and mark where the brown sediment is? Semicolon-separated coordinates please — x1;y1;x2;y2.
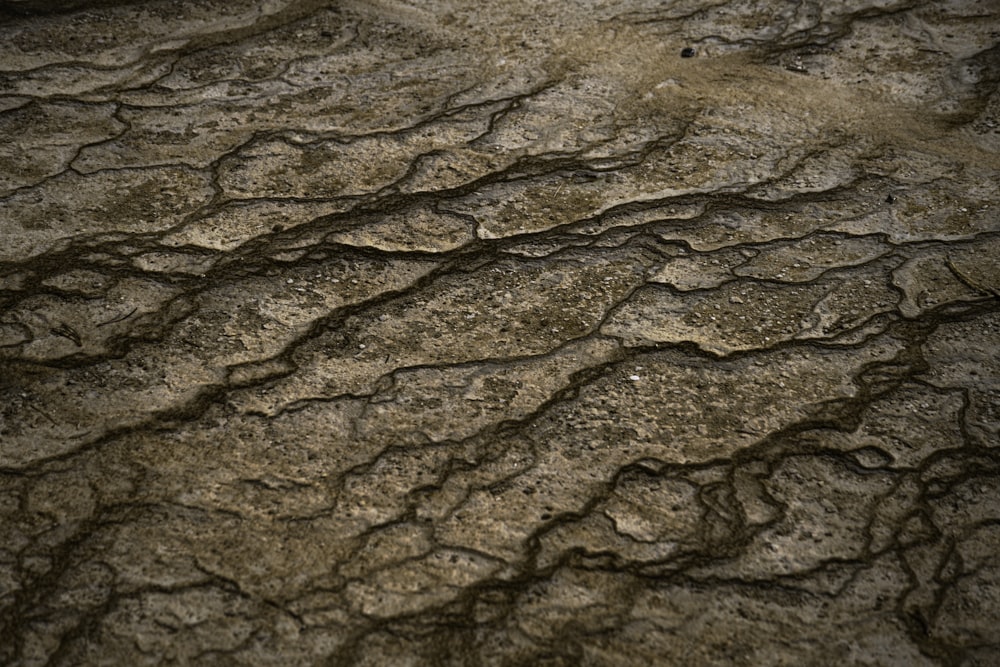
1;0;998;664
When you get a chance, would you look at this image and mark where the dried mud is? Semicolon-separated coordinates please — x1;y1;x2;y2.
1;0;999;665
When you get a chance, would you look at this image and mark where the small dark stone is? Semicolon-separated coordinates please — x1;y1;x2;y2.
681;47;696;58
885;194;896;204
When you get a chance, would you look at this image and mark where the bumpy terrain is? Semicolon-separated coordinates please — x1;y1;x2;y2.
1;0;999;664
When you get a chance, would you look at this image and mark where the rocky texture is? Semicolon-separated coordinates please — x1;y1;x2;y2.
1;0;999;664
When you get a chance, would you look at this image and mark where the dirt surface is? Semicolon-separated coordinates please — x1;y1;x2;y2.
1;0;999;664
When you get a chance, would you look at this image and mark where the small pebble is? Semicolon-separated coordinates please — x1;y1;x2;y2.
681;47;696;58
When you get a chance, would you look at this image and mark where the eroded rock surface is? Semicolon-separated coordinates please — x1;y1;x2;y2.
1;0;998;664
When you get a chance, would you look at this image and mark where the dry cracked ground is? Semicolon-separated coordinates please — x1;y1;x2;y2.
0;0;999;664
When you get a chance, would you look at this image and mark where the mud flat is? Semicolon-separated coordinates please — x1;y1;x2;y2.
1;1;999;664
